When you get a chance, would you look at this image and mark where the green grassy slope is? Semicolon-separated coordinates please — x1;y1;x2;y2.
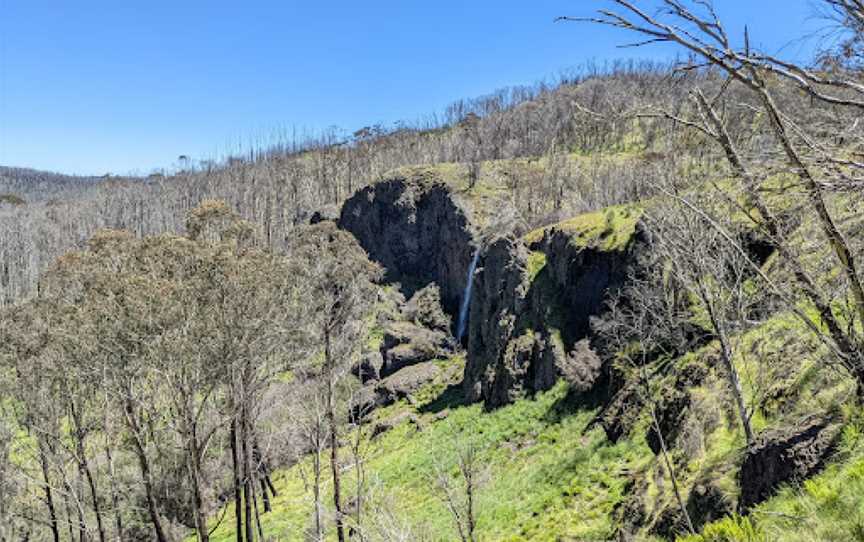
199;189;864;541
203;363;652;541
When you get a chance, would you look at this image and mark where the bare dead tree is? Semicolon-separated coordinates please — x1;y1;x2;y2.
432;438;487;542
566;0;864;389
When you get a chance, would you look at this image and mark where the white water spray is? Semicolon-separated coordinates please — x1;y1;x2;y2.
456;249;480;342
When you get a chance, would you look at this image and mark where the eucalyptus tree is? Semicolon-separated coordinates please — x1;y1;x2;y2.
185;200;309;542
287;222;380;542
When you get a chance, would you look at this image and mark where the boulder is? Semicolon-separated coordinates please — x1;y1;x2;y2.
353;363;444;420
370;411;421;439
378;363;442;404
352;386;385;420
738;415;841;511
402;284;451;333
380;321;451;377
352;351;384;383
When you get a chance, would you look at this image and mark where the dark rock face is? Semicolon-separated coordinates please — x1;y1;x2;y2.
537;227;636;340
687;481;735;530
612;478;648;541
462;236;533;406
352;351;384;383
650;479;735;539
464;228;638;409
379;321;452;378
402;284;451;333
739;416;841;511
339;177;477;317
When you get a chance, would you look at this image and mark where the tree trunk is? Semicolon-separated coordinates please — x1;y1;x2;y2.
700;285;755;445
230;421;245;542
38;442;60;542
325;329;346;542
260;477;272;514
125;398;169;542
242;410;255;542
312;437;322;542
104;431;124;542
187;433;209;542
62;483;76;542
69;398;106;542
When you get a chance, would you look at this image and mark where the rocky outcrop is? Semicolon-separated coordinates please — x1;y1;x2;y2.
738;415;841;511
339;177;478;317
650;479;735;539
402;284;451;333
352;351;384;383
464;225;641;409
353;363;443;419
462;236;533;406
379;321;452;378
646;359;710;454
597;381;644;443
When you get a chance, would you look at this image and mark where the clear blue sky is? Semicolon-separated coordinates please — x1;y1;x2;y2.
0;0;823;175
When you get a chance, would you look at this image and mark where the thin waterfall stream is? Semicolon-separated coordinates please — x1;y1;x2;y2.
456;249;480;342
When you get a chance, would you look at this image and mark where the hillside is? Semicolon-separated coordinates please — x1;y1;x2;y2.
3;2;864;541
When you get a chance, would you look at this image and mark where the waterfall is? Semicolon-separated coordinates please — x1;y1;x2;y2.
456;249;480;342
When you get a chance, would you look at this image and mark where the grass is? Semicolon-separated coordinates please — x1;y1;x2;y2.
523;203;642;251
202;378;652;542
526;251;547;282
678;414;864;542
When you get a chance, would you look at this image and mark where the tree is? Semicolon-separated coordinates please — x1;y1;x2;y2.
594;250;700;535
643;197;763;445
181;200;306;542
288;222;380;542
568;0;864;392
432;439;486;542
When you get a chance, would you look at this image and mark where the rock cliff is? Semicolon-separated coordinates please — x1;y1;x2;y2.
339;176;478;318
463;223;641;409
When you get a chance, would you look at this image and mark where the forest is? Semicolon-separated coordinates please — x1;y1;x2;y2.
2;1;864;541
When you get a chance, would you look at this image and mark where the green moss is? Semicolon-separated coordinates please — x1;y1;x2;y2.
523;203;642;251
527;251;547;283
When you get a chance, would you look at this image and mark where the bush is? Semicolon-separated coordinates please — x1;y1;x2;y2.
677;515;766;542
